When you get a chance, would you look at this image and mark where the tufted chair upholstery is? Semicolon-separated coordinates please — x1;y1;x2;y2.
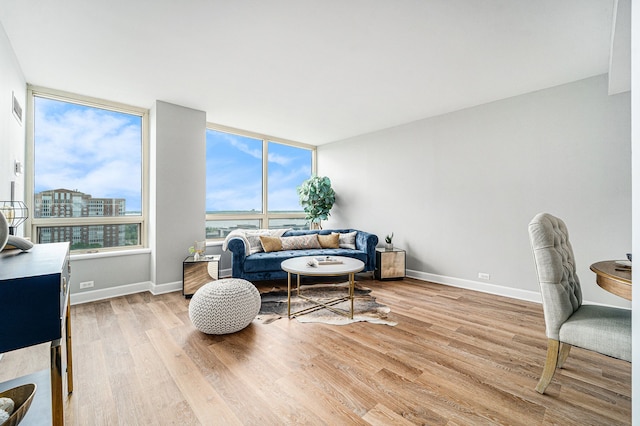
528;213;582;340
528;213;631;394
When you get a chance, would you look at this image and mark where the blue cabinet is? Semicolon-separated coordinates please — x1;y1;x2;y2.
0;242;72;426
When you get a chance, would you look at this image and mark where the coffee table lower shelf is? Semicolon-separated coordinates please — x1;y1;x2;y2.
287;276;355;319
281;256;365;320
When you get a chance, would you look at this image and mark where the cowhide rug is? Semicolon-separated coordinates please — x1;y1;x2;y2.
257;282;397;326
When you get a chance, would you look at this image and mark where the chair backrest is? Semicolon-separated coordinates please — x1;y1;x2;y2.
528;213;582;340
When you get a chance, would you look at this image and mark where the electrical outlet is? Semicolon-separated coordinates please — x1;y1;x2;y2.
79;280;94;289
478;272;490;280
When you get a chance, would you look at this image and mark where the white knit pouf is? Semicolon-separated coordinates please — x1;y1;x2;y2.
189;278;261;334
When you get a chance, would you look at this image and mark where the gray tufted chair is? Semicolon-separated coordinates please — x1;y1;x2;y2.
528;213;631;394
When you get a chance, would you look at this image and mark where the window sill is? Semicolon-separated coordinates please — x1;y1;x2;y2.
70;247;151;261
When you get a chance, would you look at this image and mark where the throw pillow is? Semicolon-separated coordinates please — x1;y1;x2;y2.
333;231;357;249
317;233;340;249
281;234;322;251
246;230;271;254
259;235;283;252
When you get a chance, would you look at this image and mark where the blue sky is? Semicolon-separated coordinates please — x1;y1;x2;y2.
34;97;143;212
33;97;311;215
206;129;312;213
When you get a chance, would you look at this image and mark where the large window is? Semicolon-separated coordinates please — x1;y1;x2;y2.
28;86;147;252
206;126;314;239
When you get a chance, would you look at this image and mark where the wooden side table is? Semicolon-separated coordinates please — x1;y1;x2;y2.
183;255;220;297
375;247;406;280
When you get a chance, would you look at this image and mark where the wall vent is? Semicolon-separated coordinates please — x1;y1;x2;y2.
12;91;22;125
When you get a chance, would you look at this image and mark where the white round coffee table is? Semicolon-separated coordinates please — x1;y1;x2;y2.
281;256;365;319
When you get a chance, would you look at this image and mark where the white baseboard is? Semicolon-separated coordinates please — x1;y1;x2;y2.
70;280;182;305
405;270;625;308
69;269;540;307
406;269;542;304
68;268;622;310
149;280;183;295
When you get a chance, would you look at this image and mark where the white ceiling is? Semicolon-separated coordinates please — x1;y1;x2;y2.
0;0;620;145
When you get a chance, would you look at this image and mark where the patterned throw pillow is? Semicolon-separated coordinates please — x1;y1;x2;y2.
259;236;283;252
317;233;340;248
332;231;357;249
280;234;322;251
246;230;271;254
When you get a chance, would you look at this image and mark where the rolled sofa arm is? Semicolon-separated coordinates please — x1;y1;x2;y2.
227;238;247;279
356;230;379;272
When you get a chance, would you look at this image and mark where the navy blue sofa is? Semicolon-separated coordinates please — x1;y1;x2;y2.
226;229;378;281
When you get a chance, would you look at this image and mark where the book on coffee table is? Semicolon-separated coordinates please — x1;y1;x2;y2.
313;256;344;265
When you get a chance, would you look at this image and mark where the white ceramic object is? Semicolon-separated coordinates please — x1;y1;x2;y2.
0;210;8;251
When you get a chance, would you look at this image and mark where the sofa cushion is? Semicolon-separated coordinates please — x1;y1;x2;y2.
318;233;340;249
259;235;283;252
333;231;357;249
243;248;368;273
281;234;322;250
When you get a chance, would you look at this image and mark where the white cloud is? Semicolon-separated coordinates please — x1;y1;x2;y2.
227;136;262;159
267;151;291;166
34;98;142;209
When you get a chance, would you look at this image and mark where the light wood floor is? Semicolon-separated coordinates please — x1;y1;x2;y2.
0;277;631;425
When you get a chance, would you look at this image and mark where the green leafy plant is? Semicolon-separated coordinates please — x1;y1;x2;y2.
297;176;336;229
188;241;205;256
385;232;394;244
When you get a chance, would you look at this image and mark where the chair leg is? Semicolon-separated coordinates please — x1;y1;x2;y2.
536;339;561;394
557;342;571;369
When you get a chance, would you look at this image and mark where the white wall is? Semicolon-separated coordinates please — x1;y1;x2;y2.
630;0;639;418
319;75;631;308
0;22;26;223
150;101;206;287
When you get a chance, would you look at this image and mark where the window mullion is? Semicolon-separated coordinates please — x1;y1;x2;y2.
262;138;268;228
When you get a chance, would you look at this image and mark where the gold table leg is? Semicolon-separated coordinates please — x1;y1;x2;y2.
287;272;291;318
349;273;354;319
287;272;356;319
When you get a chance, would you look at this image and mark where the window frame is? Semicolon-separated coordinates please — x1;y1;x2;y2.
26;85;149;253
205;122;316;239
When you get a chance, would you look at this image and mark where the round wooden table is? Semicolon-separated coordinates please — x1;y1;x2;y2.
590;260;631;301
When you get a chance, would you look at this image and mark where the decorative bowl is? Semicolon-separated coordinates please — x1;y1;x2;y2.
0;383;36;426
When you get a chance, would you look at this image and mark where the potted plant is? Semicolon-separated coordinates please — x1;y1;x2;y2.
297;176;335;229
385;232;394;250
189;240;206;260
